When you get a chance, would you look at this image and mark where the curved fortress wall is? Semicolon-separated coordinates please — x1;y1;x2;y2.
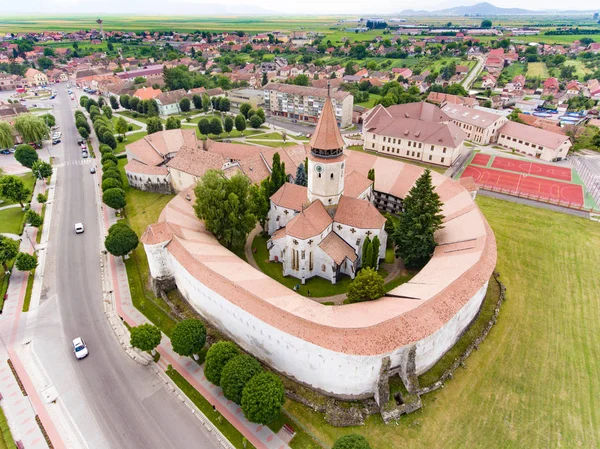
142;151;497;399
169;251;488;397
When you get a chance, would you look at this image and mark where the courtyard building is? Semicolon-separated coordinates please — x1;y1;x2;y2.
497;121;572;161
441;103;508;145
363;102;467;167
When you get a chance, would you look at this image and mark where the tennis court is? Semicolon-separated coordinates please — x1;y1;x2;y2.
490;156;572;181
461;165;584;206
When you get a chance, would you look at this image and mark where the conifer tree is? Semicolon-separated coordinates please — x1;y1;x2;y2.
361;236;372;269
295;163;307;187
371;235;381;269
393;169;443;268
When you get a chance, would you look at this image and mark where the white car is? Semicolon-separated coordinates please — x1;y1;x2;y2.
74;222;84;233
72;337;89;359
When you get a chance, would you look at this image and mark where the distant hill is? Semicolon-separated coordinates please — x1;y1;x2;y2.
400;2;596;16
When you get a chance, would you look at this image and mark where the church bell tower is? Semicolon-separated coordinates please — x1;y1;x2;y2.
307;89;346;209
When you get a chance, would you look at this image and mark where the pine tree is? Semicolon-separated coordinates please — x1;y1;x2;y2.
295;164;307;187
268;153;286;197
365;240;374;269
361;236;372;269
371;235;381;269
393;169;444;268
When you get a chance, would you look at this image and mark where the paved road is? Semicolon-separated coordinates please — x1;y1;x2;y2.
34;86;221;449
462;55;485;91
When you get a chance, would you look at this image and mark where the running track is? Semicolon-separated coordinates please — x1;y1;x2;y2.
491;156;572;181
461;165;584;205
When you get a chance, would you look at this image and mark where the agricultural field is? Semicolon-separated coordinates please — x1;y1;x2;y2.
562;59;592;79
526;62;550;78
284;196;600;449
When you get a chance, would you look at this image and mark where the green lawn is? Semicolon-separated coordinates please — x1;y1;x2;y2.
115;131;147;155
116;111;156;124
526;62;550;79
112;116;141;131
117;158;178;336
283;196;600;449
247;132;287;141
252;234;394;298
0;405;15;449
562;59;591;79
0;173;35;207
0;207;26;235
356;94;381;109
195;129;266;140
246;141;298;148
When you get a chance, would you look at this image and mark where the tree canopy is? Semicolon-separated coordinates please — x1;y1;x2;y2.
204;341;240;386
31;160;53;180
241;372;285;424
104;222;139;257
393;169;443;268
193;171;257;250
220;354;263;405
0;175;30;208
102;187;127;210
347;267;385;303
0;235;19;272
146;117;163;134
15;252;37;272
332;434;372;449
14;113;48;144
171;319;207;358
15;144;39;168
0;121;14;149
130;323;162;352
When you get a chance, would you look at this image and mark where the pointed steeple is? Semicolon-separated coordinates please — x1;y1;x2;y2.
309;94;345;158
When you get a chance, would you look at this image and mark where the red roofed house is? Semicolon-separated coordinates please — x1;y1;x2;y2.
543;77;560;96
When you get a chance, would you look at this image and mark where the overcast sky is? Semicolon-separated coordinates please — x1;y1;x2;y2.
4;0;598;15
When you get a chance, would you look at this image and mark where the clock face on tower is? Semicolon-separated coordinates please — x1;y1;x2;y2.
314;164;324;174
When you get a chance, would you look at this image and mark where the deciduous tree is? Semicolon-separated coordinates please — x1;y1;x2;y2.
104;222;139;257
25;210;43;228
209;117;223;135
102;187;126;210
347;267;385;303
241;372;285;424
198;118;210;135
31;160;52;180
0;236;19;272
15;144;39;168
220;355;263;405
192;94;202;110
0;121;14;149
0;175;30;208
109;96;119;110
249;114;262;129
234;114;246;134
204;341;240;386
171;319;206;359
239;103;252;119
114;117;129;138
102;105;113;119
130;323;162;353
193;171;256;250
165;117;181;130
179;97;191;112
146;117;163;135
223;116;234;134
14;115;48;144
15;252;37;272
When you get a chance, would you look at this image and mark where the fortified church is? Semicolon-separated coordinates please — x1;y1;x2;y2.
267;94;387;284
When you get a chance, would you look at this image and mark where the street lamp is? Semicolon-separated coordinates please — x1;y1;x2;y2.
23;228;35;250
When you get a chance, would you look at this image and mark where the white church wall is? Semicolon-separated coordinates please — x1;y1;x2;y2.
267;203;299;235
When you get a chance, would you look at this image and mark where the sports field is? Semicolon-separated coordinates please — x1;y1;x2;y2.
526;62;550;79
462;154;585;207
285;196;600;448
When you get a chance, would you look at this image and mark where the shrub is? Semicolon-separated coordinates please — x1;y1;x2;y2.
117;135;124;143
99;144;113;154
104;222;139;257
102;188;126;210
204;341;240;386
102;169;122;183
101;153;118;165
220;355;262;405
130;323;162;353
346;267;385;303
102;160;117;171
241;372;285;424
332;434;372;449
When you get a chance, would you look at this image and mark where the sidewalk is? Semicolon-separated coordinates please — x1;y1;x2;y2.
98;174;289;449
0;177;63;449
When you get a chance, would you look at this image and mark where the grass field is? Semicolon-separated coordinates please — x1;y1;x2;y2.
114;131;147;154
284;196;600;449
356;94;381;109
0;207;25;235
526;62;550;79
0;406;15;449
562;59;592;79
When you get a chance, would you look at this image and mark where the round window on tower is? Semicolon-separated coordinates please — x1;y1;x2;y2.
314;164;324;174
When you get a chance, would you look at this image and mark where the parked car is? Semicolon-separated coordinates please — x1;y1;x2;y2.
74;222;84;233
90;166;96;174
52;139;61;145
77;138;85;145
82;151;88;158
72;337;88;359
0;150;10;155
